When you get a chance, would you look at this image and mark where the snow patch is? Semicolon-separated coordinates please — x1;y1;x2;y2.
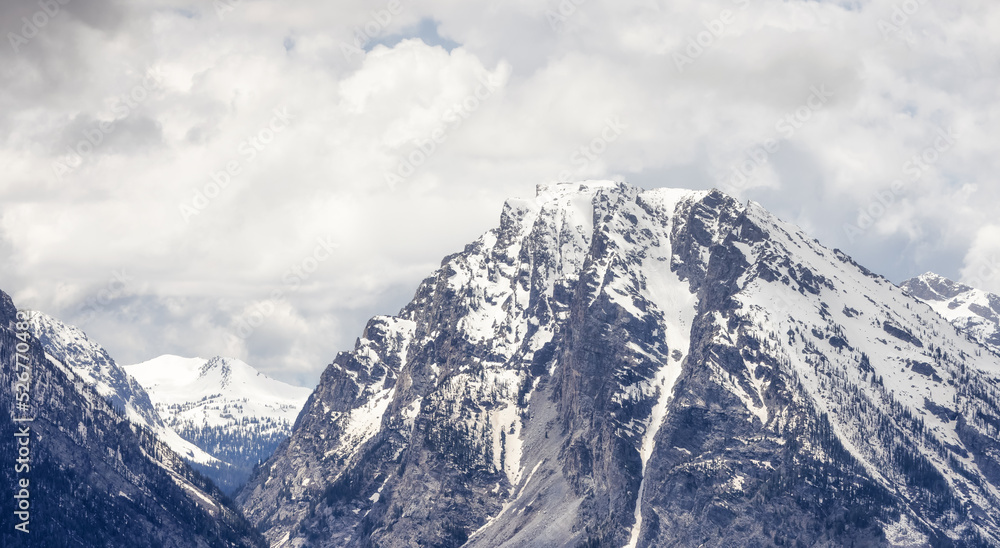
625;202;697;548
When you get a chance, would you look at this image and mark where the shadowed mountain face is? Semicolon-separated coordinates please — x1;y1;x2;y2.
0;291;265;548
902;272;1000;356
239;181;1000;548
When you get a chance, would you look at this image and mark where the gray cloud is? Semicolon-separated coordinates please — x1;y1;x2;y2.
3;0;1000;385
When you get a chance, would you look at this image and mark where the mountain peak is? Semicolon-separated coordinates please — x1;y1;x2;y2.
900;272;974;301
27;311;143;411
532;180;714;205
901;272;1000;354
126;355;309;403
240;182;1000;546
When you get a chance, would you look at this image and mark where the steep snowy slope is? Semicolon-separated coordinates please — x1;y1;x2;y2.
239;181;1000;547
1;291;264;547
126;355;311;493
26;312;218;465
901;272;1000;355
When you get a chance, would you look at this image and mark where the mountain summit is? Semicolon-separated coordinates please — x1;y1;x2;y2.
901;272;1000;355
237;182;1000;547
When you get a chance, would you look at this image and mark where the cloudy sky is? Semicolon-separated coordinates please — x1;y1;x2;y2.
2;0;999;387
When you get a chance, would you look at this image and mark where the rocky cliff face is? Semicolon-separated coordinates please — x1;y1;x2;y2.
0;291;265;547
238;181;1000;547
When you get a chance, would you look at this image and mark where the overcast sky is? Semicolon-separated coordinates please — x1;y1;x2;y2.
2;0;999;387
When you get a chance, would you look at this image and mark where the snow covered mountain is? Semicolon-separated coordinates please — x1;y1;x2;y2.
26;312;218;466
238;181;1000;547
1;291;264;547
126;355;311;493
901;272;1000;355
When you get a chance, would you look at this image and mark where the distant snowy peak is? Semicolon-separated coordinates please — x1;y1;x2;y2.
196;355;284;391
125;354;312;492
902;272;1000;354
125;355;311;428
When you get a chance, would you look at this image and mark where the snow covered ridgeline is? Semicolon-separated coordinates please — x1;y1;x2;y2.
125;355;311;493
124;355;310;428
